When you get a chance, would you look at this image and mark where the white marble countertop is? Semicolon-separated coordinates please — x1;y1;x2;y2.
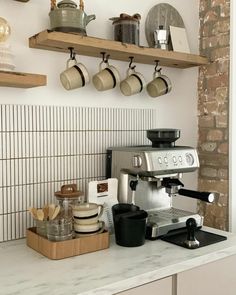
1;227;236;295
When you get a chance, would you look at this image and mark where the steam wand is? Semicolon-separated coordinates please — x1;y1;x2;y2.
130;176;139;205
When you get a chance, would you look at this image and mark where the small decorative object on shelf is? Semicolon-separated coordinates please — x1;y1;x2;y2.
0;17;15;71
110;13;141;46
49;0;96;35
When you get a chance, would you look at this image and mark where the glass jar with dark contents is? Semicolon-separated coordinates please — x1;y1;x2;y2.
110;13;141;46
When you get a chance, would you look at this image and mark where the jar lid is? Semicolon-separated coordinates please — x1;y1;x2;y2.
57;0;77;9
109;13;141;24
55;184;84;199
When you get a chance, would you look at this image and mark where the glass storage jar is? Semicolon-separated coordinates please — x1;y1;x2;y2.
110;13;141;46
54;184;84;220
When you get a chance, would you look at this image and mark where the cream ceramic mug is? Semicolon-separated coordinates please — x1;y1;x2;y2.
72;203;104;225
60;58;90;90
74;220;105;237
147;70;172;98
120;68;146;96
92;60;120;91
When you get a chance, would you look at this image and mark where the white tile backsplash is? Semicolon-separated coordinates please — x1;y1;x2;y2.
0;105;156;242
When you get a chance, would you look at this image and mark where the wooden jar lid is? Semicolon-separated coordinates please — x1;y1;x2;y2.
55;184;84;199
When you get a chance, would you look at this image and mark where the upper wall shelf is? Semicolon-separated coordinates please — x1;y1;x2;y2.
29;30;208;69
0;70;47;88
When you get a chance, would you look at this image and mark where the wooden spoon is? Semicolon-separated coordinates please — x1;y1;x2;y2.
51;205;61;220
37;209;44;221
49;204;56;220
43;205;49;221
28;207;37;219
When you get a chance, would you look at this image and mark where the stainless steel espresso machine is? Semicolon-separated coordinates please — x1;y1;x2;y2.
106;129;216;242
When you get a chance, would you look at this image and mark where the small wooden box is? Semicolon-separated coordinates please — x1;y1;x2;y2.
26;227;110;260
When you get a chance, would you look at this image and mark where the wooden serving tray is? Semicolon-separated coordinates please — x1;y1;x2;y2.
26;227;109;260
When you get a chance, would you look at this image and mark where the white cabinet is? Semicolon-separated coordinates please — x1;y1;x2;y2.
177;255;236;295
115;255;236;295
115;276;172;295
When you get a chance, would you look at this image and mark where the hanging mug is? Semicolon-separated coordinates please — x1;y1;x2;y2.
92;59;120;91
60;57;90;90
147;69;172;98
120;67;146;96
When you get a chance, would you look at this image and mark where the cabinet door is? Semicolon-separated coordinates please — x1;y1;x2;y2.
115;276;172;295
177;255;236;295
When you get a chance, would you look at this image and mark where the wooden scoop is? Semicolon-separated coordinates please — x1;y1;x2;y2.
37;209;44;221
51;205;61;220
28;207;37;219
42;204;49;221
49;204;56;220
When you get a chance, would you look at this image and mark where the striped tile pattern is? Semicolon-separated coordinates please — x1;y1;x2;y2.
0;105;156;241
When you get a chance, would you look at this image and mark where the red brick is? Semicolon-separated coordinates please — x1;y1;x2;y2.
207;129;223;141
203;10;218;23
199;115;215;127
216;114;227;128
215;87;228;103
217;142;228;154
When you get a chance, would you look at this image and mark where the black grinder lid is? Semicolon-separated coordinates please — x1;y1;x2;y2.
147;128;180;148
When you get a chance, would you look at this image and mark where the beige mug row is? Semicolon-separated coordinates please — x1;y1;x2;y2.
60;59;172;98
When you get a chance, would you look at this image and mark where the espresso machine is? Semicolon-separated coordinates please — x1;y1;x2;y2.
106;129;223;247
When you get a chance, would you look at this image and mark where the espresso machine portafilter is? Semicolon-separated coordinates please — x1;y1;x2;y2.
106;129;216;239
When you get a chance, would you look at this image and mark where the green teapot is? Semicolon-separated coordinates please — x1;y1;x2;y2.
49;0;96;35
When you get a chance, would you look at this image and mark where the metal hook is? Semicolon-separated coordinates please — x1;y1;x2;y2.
128;56;136;70
154;60;160;72
101;52;110;63
68;47;76;60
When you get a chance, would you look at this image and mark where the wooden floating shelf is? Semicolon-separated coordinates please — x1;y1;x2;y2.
0;70;47;88
29;30;208;69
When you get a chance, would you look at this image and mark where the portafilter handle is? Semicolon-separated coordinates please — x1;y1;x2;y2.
178;189;215;203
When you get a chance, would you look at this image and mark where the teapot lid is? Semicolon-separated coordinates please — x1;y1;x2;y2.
57;0;77;8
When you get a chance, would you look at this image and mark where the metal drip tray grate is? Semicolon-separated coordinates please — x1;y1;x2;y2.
146;207;203;239
148;208;197;223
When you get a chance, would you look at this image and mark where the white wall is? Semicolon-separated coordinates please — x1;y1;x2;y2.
0;0;200;212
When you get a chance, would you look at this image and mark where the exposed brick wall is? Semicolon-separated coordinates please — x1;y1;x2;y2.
198;0;230;230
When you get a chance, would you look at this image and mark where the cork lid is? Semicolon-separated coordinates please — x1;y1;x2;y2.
109;13;141;24
55;184;84;199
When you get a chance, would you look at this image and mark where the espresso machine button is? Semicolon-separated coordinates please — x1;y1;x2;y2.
164;156;168;164
132;155;142;168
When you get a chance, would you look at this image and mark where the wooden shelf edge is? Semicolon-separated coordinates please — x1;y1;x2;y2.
0;70;47;88
29;30;208;69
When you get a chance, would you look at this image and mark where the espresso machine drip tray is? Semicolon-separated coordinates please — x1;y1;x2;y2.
146;207;204;239
161;227;227;249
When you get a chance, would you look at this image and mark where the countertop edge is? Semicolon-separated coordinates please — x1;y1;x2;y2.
79;243;236;295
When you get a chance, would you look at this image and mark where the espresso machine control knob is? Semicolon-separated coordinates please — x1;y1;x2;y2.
132;155;142;168
185;153;195;166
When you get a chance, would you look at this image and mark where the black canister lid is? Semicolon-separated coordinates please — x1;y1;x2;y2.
147;128;181;148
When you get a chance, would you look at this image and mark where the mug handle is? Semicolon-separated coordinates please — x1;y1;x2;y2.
97;204;104;218
153;70;161;79
97;221;105;233
66;57;77;69
99;60;109;71
126;67;135;77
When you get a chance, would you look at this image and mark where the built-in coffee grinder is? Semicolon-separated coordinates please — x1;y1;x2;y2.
106;129;226;249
